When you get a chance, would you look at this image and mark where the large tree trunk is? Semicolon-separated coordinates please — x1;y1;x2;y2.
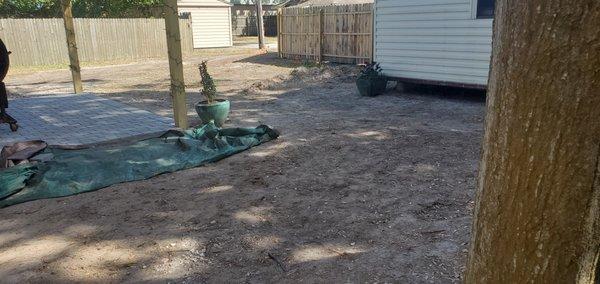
465;1;600;283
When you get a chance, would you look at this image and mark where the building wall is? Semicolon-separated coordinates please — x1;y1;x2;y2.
374;0;493;87
179;6;233;48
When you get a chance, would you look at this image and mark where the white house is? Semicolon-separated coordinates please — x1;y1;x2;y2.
178;0;233;48
373;0;495;88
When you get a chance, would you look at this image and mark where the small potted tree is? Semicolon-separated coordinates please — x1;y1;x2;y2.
356;63;387;97
195;61;230;127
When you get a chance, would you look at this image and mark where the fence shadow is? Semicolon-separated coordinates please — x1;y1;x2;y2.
234;52;314;68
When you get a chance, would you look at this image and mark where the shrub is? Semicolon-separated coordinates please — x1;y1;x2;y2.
198;61;217;104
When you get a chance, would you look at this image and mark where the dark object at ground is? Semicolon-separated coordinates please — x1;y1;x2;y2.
0;140;47;169
356;63;387;97
0;39;18;132
267;252;287;272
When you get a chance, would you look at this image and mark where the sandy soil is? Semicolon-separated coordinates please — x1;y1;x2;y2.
0;52;485;283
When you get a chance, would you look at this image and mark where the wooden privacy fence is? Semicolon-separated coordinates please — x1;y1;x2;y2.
0;18;194;67
278;3;373;64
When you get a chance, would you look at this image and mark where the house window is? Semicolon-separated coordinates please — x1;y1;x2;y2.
476;0;495;19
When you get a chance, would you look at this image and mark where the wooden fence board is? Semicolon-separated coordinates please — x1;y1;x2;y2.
0;18;194;67
278;3;372;64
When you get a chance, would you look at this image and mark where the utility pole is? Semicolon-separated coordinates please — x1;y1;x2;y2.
60;0;83;94
255;0;265;50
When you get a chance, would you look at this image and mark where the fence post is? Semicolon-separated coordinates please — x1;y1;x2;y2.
277;8;282;58
164;0;188;129
60;0;83;94
318;9;324;63
256;0;265;50
370;7;374;63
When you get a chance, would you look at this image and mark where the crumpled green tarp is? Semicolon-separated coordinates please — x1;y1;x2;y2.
0;122;279;208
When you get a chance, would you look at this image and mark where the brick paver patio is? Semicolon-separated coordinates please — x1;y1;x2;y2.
0;94;173;147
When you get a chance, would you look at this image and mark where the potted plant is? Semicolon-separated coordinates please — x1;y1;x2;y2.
356;62;387;97
195;61;230;127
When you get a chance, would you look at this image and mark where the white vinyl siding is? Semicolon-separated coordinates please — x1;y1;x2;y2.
374;0;493;86
178;0;233;49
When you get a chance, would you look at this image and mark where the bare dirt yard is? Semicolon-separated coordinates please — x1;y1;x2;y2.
1;50;485;282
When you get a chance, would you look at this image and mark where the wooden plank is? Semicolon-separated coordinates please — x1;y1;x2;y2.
324;11;372;15
370;8;374;63
164;0;188;129
323;32;371;36
323;54;370;59
60;0;83;93
279;32;319;35
277;8;282;57
318;9;324;63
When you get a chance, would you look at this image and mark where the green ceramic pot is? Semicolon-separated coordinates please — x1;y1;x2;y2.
195;99;230;127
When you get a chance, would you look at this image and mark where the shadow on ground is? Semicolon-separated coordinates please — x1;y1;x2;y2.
234;53;318;68
0;53;486;282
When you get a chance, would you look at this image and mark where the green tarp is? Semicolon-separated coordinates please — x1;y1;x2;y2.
0;123;279;208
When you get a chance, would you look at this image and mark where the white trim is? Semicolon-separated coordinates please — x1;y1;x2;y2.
372;0;377;62
228;7;233;46
471;0;478;20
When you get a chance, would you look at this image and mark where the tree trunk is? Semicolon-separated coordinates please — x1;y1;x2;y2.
466;1;600;283
61;0;83;94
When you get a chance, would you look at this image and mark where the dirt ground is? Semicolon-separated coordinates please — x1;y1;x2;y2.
0;51;486;283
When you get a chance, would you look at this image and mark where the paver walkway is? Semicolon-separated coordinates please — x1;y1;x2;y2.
0;94;173;147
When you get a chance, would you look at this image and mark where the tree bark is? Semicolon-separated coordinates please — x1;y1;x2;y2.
60;0;83;94
466;1;600;283
256;0;265;50
164;0;188;129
